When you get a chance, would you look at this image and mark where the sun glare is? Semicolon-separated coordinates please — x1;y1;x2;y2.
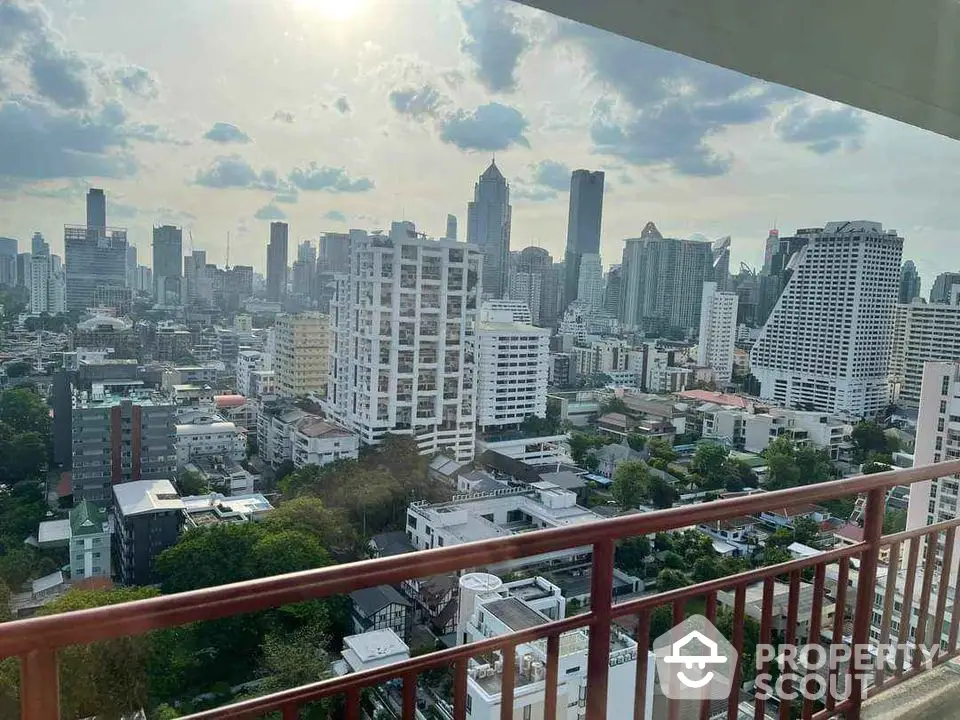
293;0;365;21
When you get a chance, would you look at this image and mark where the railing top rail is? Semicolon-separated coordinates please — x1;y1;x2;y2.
1;459;956;658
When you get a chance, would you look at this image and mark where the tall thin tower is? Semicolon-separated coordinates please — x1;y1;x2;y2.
466;160;511;299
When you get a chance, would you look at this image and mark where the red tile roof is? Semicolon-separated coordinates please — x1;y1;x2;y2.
677;389;752;408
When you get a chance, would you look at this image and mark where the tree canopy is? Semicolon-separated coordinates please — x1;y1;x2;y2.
0;387;51;485
647;437;678;463
611;461;649;509
764;437;834;490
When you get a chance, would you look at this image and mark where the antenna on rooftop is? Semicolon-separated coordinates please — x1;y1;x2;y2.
226;231;231;269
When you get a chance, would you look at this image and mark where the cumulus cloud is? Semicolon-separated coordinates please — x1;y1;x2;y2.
203;122;252;144
389;85;444;120
459;0;530;93
273;109;295;123
512;160;571;202
195;155;283;190
274;191;299;204
288;163;374;193
774;102;866;154
114;65;159;99
439;102;529;152
254;202;287;221
324;210;347;222
559;21;797;177
334;96;351;114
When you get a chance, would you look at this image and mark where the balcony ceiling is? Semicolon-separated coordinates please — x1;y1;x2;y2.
517;0;960;141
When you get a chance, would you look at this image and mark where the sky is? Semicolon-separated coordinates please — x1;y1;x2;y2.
2;0;960;290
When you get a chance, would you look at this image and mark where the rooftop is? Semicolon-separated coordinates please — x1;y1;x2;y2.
342;629;408;664
295;417;353;439
113;479;184;517
369;531;415;558
70;500;109;536
350;585;411;617
677;389;753;408
483;597;548;632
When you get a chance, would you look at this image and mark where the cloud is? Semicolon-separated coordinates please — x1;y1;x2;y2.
513;186;559;202
512;160;571;202
288;163;374;193
110;201;139;219
439;102;529;152
273;109;295;123
324;210;347;222
389;84;444;120
156;207;196;224
334;96;351;114
195;155;282;190
114;65;159;99
203;122;252;144
459;0;530;93
254;202;287;221
560;21;797;176
774;102;866;154
274;191;299;204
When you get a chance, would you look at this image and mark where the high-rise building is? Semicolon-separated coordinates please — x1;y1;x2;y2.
604;265;622;317
466;161;511;299
756;229;817;327
319;232;350;273
507;269;542;325
86;188;106;232
930;271;960;304
153;225;183;305
325;221;481;461
266;221;289;302
750;221;903;417
64;222;128;312
575;253;605;313
697;281;739;385
619;222;713;335
508;247;557;326
71;388;177;502
16;252;31;288
30;233;50;315
126;245;138;289
475;302;550;430
891;301;960;407
135;266;153;296
446;214;457;241
184;249;209;303
761;228;779;275
275;312;331;398
906;360;960;587
712;236;731;291
291;241;317;300
898;260;922;303
563;169;604;309
0;237;17;286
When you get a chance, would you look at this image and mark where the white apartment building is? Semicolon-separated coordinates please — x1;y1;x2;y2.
291;416;359;468
275;312;331;399
697;281;738;384
507;272;542;325
701;405;851;458
175;419;246;465
750;221;902;418
325;222;481;462
236;349;264;397
475;304;550;430
406;482;604;571
249;369;276;399
907;360;960;586
575;253;604;313
28;233;66;315
482;299;533;325
458;573;647;720
891;301;960;407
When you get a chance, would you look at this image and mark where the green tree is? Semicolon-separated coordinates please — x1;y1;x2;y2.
0;387;52;436
883;508;907;534
648;475;678;509
656;568;690;591
690;443;730;489
767;528;795;548
851;421;897;463
615;536;650;575
599;396;629;415
582;452;600;472
647;437;678;463
176;470;208;496
795;445;834;486
661;551;684;570
258;624;336;718
793;516;820;546
764;437;801;490
692;556;722;583
722;458;758;491
611;460;649;509
3;361;32;378
627;433;647;451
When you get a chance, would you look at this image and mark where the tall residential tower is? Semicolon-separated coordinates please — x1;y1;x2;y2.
466;161;511;299
563;169;604;309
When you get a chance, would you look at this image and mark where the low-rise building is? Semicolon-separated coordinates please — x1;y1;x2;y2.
257;402;310;468
175;419;246;465
68;500;112;580
181;492;273;528
349;585;412;640
249;369;277;399
170;383;216;407
718;580;836;637
112;479;184;585
236;350;264;397
291;417;359;468
339;629;410;675
182;457;259;495
213;394;258;433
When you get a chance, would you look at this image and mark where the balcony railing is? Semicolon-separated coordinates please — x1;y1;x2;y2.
3;461;960;719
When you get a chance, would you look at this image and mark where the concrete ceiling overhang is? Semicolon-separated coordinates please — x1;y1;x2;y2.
517;0;960;140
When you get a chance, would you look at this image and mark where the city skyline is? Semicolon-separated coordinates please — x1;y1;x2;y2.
1;0;960;288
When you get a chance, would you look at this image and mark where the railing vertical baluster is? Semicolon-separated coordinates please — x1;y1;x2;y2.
875;540;901;686
848;487;885;720
754;577;775;720
544;633;560;720
453;659;468;720
669;599;684;720
827;556;849;713
779;570;801;720
950;534;960;656
402;671;417;720
914;532;940;670
896;537;920;673
802;564;826;720
20;648;60;720
587;539;614;720
700;592;717;720
281;702;298;720
728;584;746;720
500;643;516;720
345;687;361;720
634;610;651;720
932;527;955;663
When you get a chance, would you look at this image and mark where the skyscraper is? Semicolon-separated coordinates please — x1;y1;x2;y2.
891;301;960;407
153;225;183;304
467;160;511;299
604;265;622;317
575;253;604;313
712;236;731;291
563;169;604;309
30;233;50;315
619;222;713;335
750;221;903;417
697;281;739;385
291;240;317;300
930;271;960;304
446;214;458;241
761;228;779;275
898;260;922;303
266;221;289;302
0;237;17;286
86;188;106;232
325;221;481;461
126;245;138;289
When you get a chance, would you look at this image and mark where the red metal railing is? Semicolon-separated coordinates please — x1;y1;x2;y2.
3;460;960;719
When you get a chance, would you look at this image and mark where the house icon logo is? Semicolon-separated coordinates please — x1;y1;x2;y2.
653;615;738;701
